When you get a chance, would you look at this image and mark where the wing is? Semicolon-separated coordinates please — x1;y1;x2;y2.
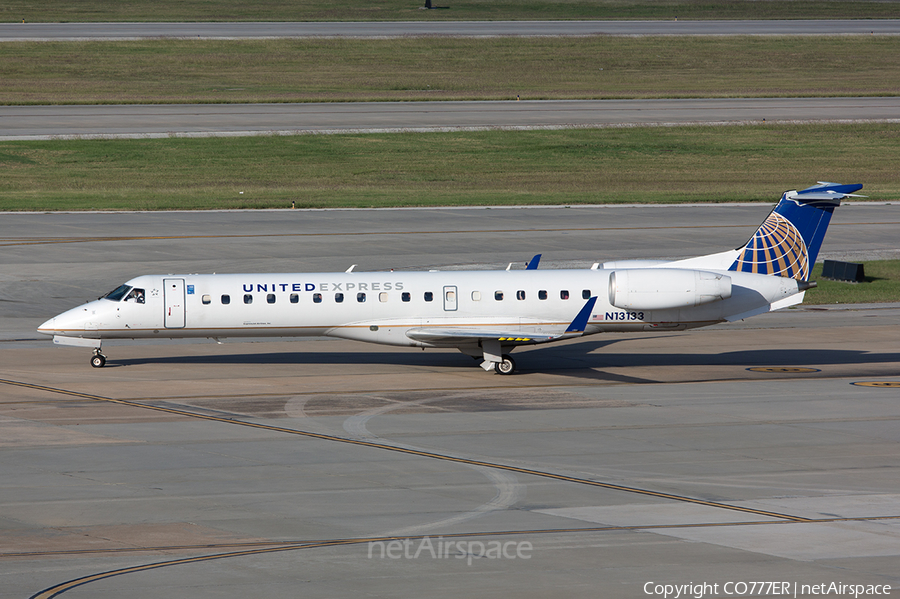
405;327;559;347
404;296;597;347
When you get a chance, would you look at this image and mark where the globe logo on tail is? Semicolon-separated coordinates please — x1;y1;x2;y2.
732;212;809;280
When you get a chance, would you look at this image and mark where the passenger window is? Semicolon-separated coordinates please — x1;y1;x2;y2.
472;291;481;301
538;290;547;300
291;294;300;304
312;293;321;304
221;294;230;305
379;292;388;303
582;289;591;300
201;294;211;305
424;292;433;302
516;290;526;300
494;291;504;301
335;293;344;303
357;292;366;303
446;290;455;302
267;293;276;304
560;290;569;300
244;294;253;304
125;288;145;304
401;292;411;302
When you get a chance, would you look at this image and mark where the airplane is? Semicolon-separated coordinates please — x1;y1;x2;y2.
38;182;863;374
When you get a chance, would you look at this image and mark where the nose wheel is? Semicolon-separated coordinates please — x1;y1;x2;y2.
91;350;107;368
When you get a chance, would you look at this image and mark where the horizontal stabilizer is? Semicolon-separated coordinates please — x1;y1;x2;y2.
787;182;864;203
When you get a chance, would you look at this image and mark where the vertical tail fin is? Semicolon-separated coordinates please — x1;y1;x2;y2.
729;182;863;280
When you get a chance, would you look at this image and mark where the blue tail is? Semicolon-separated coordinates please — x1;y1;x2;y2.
729;182;863;280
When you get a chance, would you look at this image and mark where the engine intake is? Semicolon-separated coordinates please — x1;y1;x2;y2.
608;269;732;310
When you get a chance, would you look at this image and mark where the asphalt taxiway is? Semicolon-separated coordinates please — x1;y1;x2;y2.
3;20;900;41
4;97;900;140
1;207;898;598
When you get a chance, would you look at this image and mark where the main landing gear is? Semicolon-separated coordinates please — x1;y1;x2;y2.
91;349;107;368
494;354;516;375
476;339;519;375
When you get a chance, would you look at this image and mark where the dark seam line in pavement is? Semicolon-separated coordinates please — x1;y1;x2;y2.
0;377;812;523
2;221;894;248
26;515;900;599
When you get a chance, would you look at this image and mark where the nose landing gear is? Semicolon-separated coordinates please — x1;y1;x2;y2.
91;349;107;368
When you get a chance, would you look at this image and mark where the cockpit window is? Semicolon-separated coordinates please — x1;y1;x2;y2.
102;284;131;302
125;288;145;304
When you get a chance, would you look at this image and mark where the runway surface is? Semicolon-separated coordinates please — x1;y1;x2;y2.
1;207;898;598
3;20;900;41
4;97;900;140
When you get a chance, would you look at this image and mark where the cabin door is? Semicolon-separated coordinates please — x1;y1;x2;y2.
163;278;186;328
443;285;458;311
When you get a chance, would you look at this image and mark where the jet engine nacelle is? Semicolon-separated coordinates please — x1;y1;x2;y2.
608;268;732;310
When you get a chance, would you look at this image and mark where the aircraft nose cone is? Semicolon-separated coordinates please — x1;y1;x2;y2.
37;304;94;336
37;316;56;335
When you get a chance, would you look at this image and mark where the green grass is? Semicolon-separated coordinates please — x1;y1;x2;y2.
2;37;899;105
805;261;900;304
2;123;899;211
3;0;899;22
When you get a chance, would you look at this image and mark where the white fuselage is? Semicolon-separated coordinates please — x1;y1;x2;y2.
39;268;804;349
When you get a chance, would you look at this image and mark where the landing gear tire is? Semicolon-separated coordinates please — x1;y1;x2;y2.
494;355;516;375
90;352;106;368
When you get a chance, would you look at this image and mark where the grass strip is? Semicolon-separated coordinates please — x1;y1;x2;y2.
4;0;899;22
2;123;898;211
2;37;899;105
805;261;900;305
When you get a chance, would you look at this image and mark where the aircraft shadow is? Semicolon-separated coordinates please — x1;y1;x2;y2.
112;341;900;380
557;339;900;368
115;350;476;369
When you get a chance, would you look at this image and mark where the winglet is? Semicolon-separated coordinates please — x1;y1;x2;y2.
565;296;597;333
526;254;542;270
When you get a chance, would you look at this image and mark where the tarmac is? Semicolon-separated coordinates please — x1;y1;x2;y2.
1;206;898;598
5;98;900;140
3;20;900;41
